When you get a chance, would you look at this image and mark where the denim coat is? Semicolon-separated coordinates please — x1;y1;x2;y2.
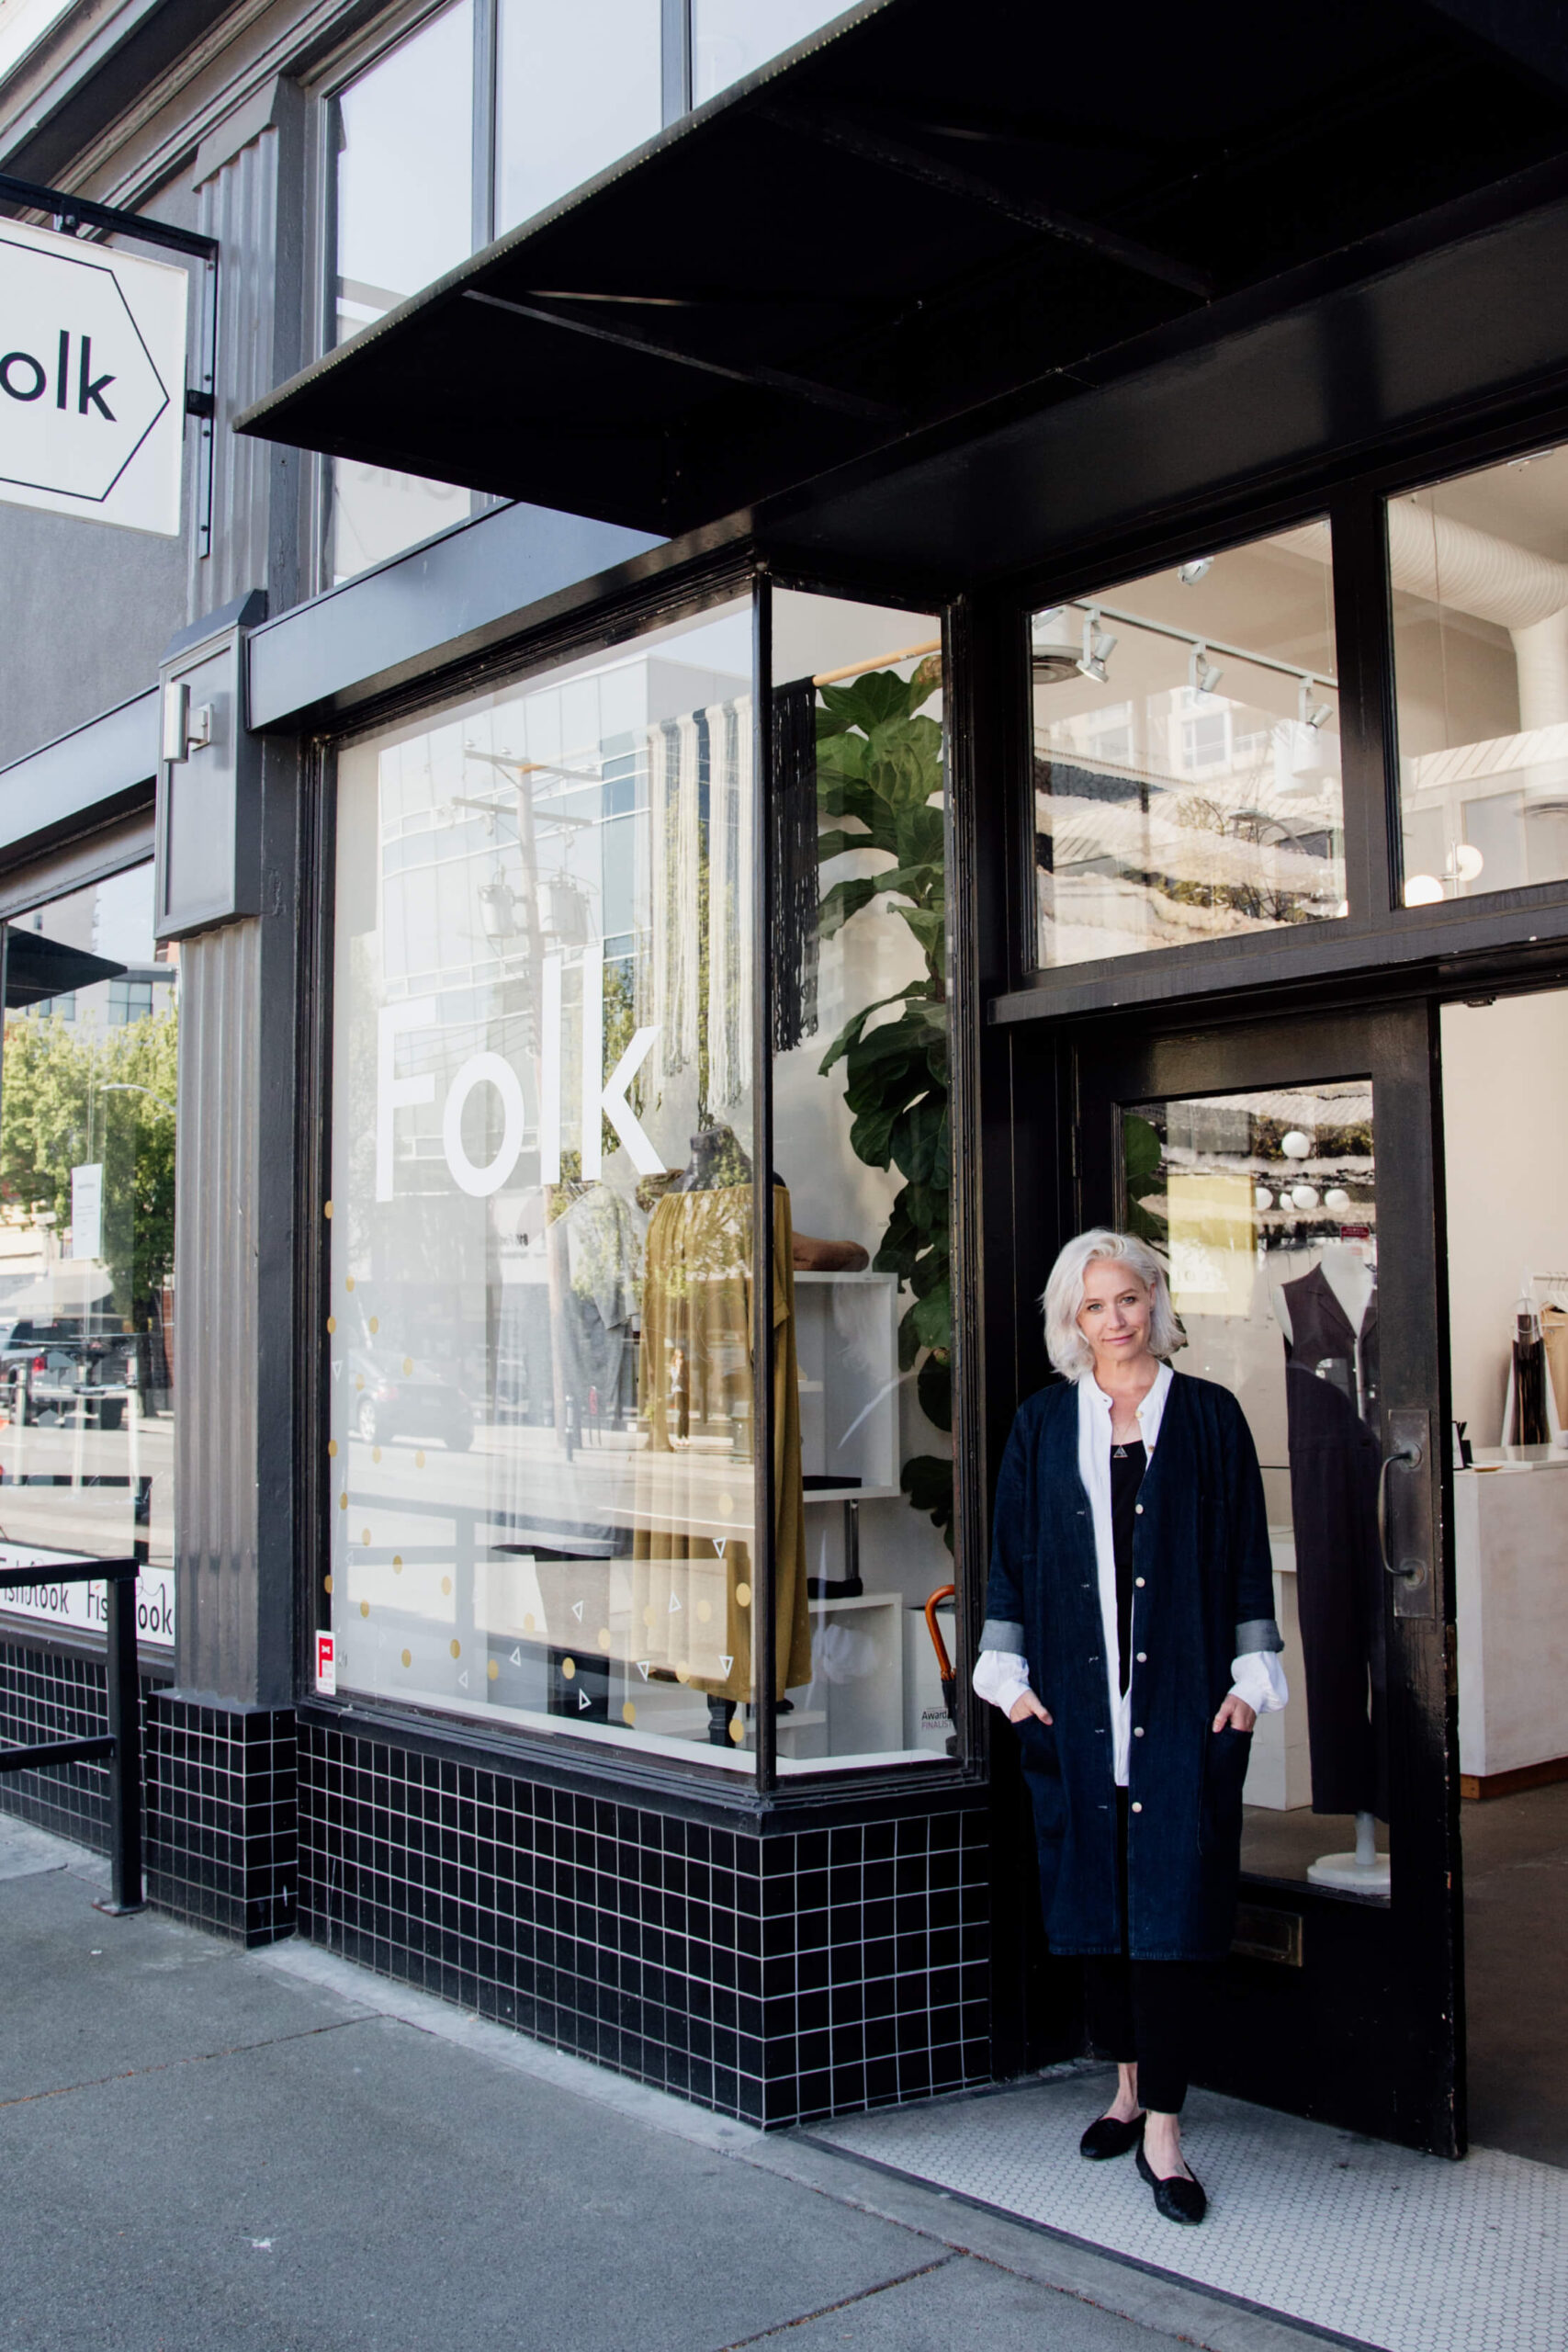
983;1371;1280;1962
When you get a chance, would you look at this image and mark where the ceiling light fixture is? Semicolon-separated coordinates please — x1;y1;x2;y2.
1030;605;1081;683
1177;557;1213;585
1189;642;1222;695
1077;607;1116;684
1298;678;1332;729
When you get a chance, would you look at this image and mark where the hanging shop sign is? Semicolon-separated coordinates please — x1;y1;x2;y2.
0;217;188;536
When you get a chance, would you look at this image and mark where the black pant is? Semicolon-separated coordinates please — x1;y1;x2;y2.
1082;1790;1212;2115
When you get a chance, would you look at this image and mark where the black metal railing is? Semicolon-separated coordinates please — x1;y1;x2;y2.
0;1558;144;1912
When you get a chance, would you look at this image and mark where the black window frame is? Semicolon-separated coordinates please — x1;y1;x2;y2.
295;543;979;1813
993;406;1568;1033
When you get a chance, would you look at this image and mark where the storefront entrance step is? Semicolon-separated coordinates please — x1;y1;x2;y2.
804;2065;1567;2352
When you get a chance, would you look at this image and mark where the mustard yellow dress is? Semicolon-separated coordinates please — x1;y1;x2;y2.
631;1182;811;1703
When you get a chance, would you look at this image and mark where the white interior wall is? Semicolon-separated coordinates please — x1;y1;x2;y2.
1441;989;1568;1443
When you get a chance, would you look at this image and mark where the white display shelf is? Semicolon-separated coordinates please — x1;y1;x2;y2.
792;1269;900;1493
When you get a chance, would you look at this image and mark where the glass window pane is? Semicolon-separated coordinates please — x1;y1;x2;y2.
0;866;177;1649
693;0;850;104
1124;1086;1387;1898
329;597;774;1768
330;1;476;583
1391;446;1568;907
770;591;953;1772
496;0;661;235
1032;527;1344;967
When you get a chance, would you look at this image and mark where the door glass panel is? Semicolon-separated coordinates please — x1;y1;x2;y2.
1032;525;1344;967
1123;1081;1389;1898
1391;444;1568;906
1441;989;1568;2162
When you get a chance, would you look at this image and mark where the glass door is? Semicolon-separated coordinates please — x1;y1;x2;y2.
1059;1001;1460;2154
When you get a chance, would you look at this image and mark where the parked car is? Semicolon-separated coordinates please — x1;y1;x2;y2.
0;1321;136;1429
346;1347;473;1451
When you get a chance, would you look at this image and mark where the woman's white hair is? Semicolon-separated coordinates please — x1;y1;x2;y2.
1041;1227;1184;1378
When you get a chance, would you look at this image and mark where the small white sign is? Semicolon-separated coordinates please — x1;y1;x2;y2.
0;219;188;536
315;1630;337;1695
0;1544;175;1648
70;1162;103;1261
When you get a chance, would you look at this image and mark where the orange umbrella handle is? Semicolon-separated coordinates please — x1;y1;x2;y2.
923;1583;956;1683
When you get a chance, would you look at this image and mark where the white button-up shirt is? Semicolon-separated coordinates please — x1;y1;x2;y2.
1079;1362;1171;1784
973;1366;1289;1768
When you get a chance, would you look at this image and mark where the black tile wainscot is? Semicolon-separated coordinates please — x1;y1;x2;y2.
0;1634;170;1851
299;1718;992;2125
145;1697;299;1946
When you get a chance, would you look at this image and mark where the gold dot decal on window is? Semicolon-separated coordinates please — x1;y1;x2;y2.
621;1702;637;1727
696;1600;712;1624
523;1611;536;1634
337;1493;347;1510
736;1583;751;1609
361;1528;371;1546
400;1648;412;1668
328;1440;338;1459
487;1658;499;1681
368;1317;378;1334
324;1201;333;1219
359;1600;369;1619
402;1356;412;1375
562;1657;576;1679
355;1375;364;1391
372;1446;381;1464
323;1575;333;1595
392;1555;403;1573
345;1276;355;1292
717;1493;735;1518
449;1639;461;1660
728;1717;745;1744
675;1663;690;1684
414;1451;425;1468
440;1576;452;1597
598;1627;611;1650
326;1316;336;1335
642;1606;656;1628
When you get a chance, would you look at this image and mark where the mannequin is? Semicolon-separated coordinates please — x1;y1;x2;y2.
1273;1242;1390;1894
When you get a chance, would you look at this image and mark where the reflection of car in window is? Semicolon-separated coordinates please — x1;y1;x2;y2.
347;1346;473;1451
0;1319;137;1429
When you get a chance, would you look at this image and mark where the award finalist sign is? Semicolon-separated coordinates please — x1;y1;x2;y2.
0;216;188;536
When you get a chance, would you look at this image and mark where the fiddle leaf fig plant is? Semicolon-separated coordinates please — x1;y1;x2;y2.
814;658;953;1548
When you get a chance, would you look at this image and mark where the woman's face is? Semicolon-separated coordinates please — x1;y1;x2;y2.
1076;1258;1155;1370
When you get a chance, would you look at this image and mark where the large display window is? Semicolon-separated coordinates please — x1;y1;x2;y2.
0;864;178;1647
322;582;957;1776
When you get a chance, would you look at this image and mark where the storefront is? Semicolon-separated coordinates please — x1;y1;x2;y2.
6;0;1568;2157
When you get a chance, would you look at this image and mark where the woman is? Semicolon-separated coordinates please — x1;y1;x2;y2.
975;1229;1288;2225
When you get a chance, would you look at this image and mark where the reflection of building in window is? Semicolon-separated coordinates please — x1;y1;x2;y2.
26;992;75;1023
107;978;153;1025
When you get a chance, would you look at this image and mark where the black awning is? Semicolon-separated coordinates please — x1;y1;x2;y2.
5;933;127;1008
236;0;1568;539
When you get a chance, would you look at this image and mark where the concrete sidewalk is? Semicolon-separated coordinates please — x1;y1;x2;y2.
0;1815;1337;2352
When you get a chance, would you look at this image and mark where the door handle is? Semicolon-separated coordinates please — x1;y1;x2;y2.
1382;1401;1429;1609
1377;1437;1421;1576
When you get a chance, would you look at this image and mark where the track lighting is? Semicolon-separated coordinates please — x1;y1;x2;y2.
1189;641;1222;695
1297;678;1332;729
1177;557;1213;585
1076;608;1116;685
1030;606;1082;683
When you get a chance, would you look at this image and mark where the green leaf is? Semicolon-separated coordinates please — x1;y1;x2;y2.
917;1351;953;1433
900;1453;954;1539
817;989;919;1077
847;1104;898;1170
897;907;946;962
818;670;922;731
910;1282;952;1352
818;876;881;940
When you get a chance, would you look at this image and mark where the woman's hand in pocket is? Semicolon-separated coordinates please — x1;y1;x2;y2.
1212;1694;1257;1734
1010;1690;1053;1726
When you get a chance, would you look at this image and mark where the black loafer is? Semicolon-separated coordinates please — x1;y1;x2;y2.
1079;2110;1145;2160
1136;2144;1207;2223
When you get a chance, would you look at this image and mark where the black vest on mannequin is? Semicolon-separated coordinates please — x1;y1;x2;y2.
1282;1266;1388;1820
